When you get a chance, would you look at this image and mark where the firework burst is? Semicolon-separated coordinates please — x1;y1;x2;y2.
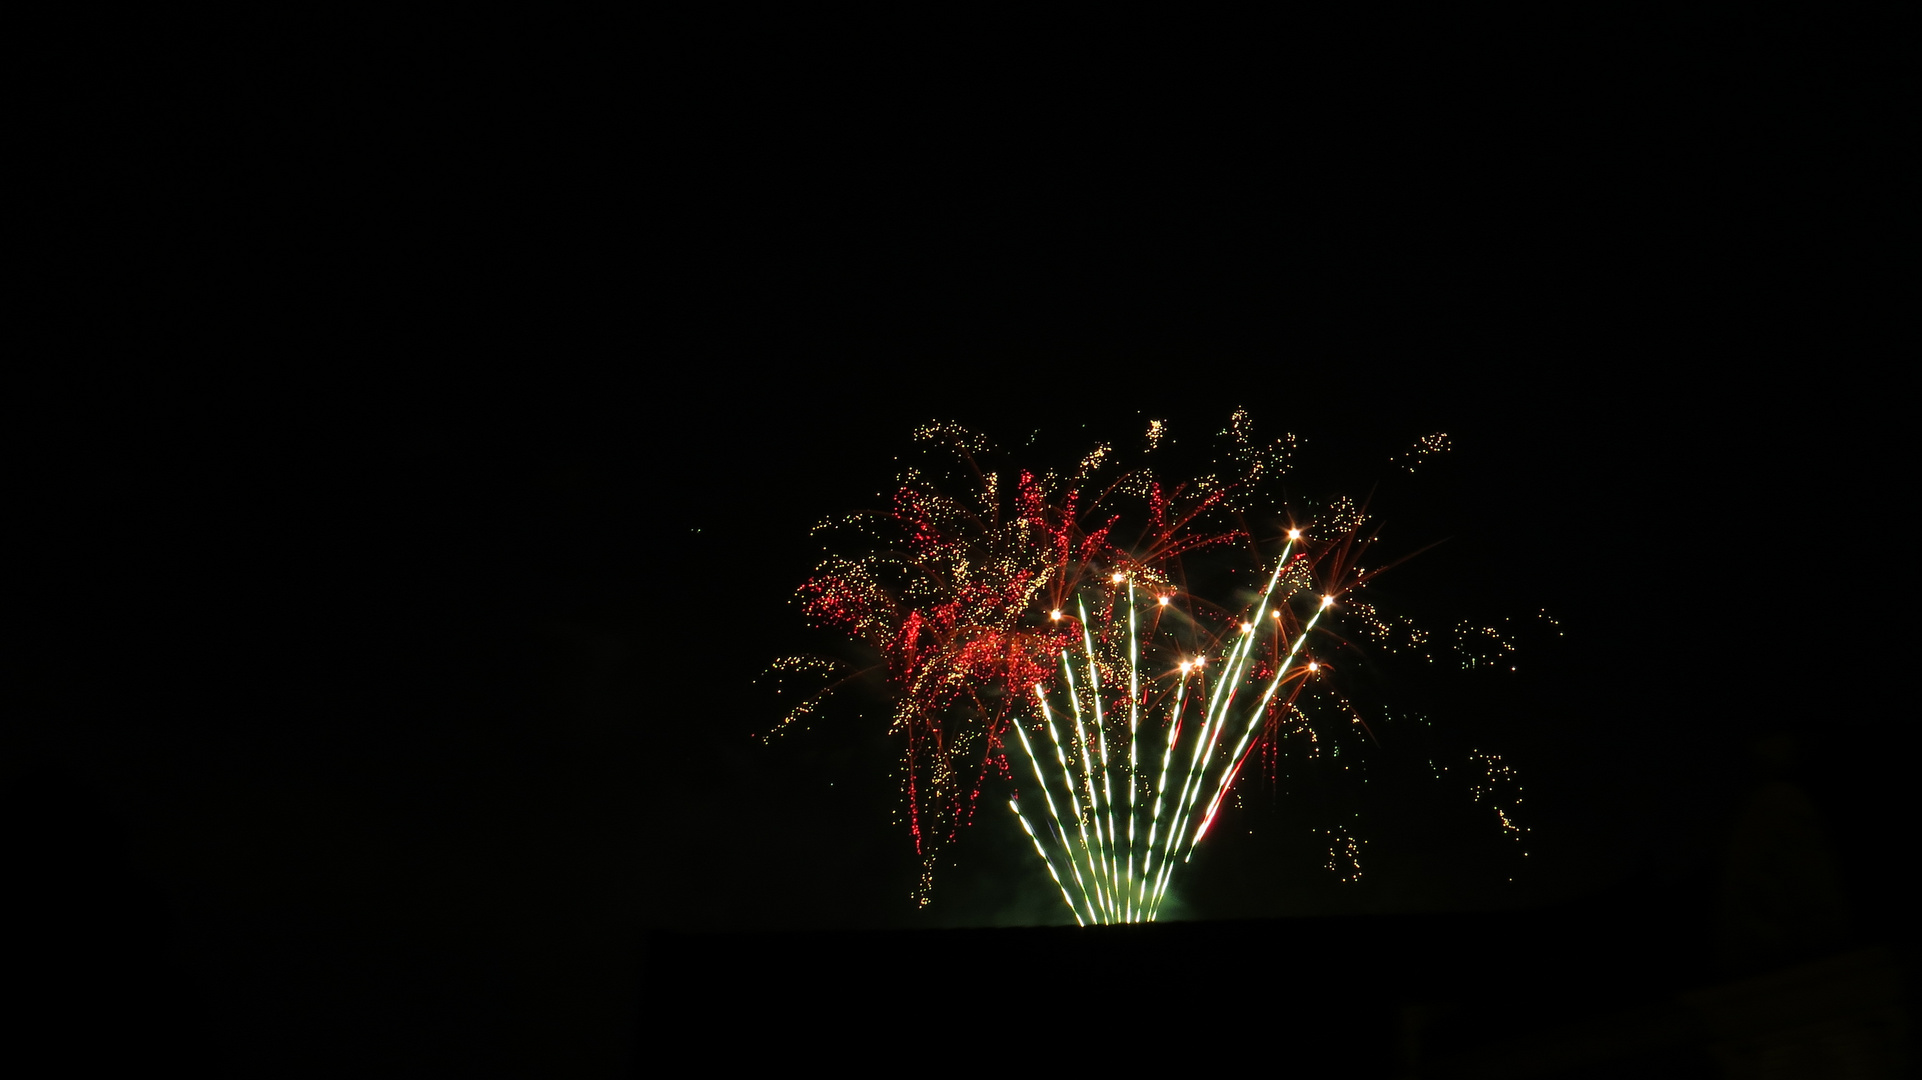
765;413;1534;917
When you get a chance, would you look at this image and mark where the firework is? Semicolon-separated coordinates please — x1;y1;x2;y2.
766;415;1533;918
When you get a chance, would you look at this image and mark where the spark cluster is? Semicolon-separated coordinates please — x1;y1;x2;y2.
1452;610;1563;671
1323;827;1365;883
1468;749;1530;860
1390;432;1453;474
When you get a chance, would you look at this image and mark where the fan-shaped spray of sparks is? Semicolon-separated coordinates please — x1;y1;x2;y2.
767;416;1533;917
1004;539;1351;923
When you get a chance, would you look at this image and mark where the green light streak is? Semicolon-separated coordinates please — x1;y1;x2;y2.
1039;683;1109;920
1125;578;1141;923
1138;676;1185;909
1145;541;1299;910
1010;799;1086;926
1149;541;1295;913
1184;600;1332;864
1053;645;1114;914
1014;716;1097;922
1078;598;1121;918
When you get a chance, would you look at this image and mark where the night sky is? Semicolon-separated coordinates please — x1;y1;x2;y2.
16;16;1905;1076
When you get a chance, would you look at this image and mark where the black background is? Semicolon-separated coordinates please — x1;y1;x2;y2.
15;12;1906;1075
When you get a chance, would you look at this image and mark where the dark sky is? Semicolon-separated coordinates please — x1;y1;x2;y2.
16;16;1903;1073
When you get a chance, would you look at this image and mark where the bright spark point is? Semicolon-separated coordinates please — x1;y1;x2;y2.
1288;528;1302;540
1111;572;1125;583
1158;596;1170;606
1051;609;1062;620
